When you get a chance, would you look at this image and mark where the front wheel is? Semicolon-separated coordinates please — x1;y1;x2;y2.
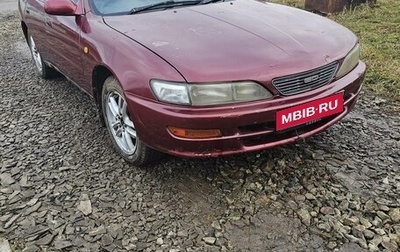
28;32;57;79
101;76;160;165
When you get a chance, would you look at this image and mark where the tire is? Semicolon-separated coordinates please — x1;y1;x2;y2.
27;32;57;79
101;76;160;165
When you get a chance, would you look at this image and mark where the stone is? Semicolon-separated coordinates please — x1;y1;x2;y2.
20;174;30;187
89;225;106;236
26;198;39;207
202;237;216;245
372;216;382;227
382;177;389;184
369;235;382;250
25;202;42;216
35;233;55;245
379;205;390;212
374;228;386;236
318;223;331;232
0;214;12;223
287;200;298;210
297;209;311;226
136;242;149;250
0;238;12;252
311;235;324;248
8;190;20;201
305;193;316;200
339;242;366;252
295;195;306;202
77;199;92;216
211;220;222;230
22;245;40;252
333;220;351;234
354;224;365;233
382;235;390;243
0;173;15;186
381;241;398;251
359;240;368;249
338;200;350;211
389;233;400;245
0;188;13;194
377;211;390;220
352;227;365;240
166;231;175;238
58;166;73;172
108;224;122;239
156;238;164;245
4;213;21;229
65;225;75;235
365;199;378;212
101;234;113;246
320;206;335;215
359;217;372;229
54;240;73;250
177;231;188;237
327;241;337;249
344;216;360;226
345;234;360;243
389;208;400;222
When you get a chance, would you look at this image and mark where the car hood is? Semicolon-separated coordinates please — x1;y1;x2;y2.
103;0;357;83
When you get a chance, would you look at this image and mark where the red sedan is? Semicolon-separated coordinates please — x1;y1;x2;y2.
19;0;366;165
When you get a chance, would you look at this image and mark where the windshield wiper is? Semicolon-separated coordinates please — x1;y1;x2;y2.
198;0;225;4
130;0;201;14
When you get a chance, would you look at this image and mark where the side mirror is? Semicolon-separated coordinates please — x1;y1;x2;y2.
44;0;78;16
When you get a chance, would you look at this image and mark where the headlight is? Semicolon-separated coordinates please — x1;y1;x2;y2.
151;80;273;106
150;81;190;105
336;44;360;78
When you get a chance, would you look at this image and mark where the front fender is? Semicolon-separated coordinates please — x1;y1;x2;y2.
80;14;185;100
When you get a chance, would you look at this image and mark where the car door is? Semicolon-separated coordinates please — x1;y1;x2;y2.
23;0;49;60
43;0;84;86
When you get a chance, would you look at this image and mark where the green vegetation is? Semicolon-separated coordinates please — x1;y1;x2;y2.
270;0;400;101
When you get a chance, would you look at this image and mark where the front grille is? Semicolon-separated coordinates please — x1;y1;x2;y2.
272;62;339;96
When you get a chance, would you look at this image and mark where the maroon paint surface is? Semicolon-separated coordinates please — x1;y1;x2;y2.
19;0;366;157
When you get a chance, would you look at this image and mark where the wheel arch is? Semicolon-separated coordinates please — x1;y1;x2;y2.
92;65;116;125
21;21;28;43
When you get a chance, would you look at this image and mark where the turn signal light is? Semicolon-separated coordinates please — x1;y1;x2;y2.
168;126;222;139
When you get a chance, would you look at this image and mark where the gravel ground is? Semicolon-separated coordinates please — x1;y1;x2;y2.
1;8;399;252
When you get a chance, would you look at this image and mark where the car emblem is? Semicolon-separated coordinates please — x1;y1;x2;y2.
304;75;320;83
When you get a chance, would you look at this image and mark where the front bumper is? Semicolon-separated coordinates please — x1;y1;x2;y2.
126;61;366;158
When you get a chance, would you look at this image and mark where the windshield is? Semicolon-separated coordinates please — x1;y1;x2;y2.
90;0;202;15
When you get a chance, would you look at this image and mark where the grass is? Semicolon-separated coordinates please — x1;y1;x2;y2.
269;0;400;102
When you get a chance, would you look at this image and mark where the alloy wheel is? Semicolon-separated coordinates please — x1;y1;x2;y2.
29;36;43;73
105;91;137;155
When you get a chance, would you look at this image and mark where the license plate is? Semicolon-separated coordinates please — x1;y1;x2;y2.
276;93;344;131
